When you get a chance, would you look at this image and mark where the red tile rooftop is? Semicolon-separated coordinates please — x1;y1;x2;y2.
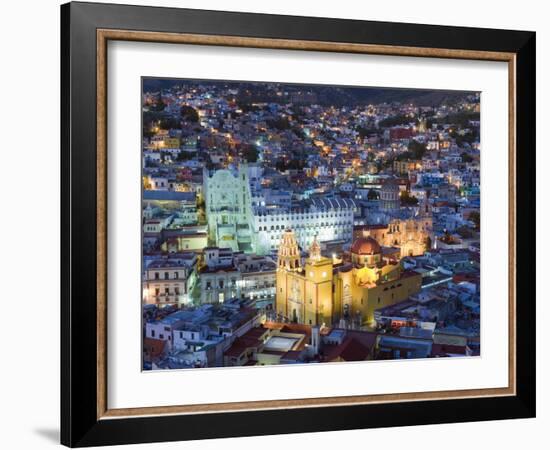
143;338;167;358
224;339;258;358
280;323;311;337
224;326;269;357
262;322;285;331
322;337;371;362
241;326;270;340
431;343;468;356
345;330;378;349
263;322;312;342
452;273;480;284
281;350;303;360
224;345;247;358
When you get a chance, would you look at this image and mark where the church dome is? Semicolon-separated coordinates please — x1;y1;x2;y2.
351;236;381;255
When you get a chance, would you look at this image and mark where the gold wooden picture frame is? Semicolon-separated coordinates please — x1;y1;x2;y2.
61;3;535;447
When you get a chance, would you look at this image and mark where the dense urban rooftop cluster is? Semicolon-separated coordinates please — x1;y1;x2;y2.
141;79;481;370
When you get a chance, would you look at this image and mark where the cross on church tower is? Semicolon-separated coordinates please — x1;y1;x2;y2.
309;235;321;262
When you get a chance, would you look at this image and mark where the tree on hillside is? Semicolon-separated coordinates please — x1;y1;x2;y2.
378;114;412;128
242;145;259;163
400;190;419;206
456;225;474;239
468;211;480;230
267;116;291;131
367;189;379;200
408;141;427;160
180;105;199;123
149;99;166;112
424;236;432;251
176;151;193;162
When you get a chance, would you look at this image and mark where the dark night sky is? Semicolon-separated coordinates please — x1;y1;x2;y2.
142;77;478;107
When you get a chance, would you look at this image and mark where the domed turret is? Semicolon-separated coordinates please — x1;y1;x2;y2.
351;236;381;256
309;235;321;262
351;236;382;267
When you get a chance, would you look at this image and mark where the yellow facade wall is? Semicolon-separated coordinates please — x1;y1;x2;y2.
275;257;334;326
163;137;181;148
256;353;282;365
349;272;422;325
277;258;422;327
161;234;207;252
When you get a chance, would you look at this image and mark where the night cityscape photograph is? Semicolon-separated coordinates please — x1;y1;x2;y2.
141;78;481;370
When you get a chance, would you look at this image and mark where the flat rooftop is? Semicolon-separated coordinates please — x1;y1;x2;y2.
327;329;346;340
263;336;298;353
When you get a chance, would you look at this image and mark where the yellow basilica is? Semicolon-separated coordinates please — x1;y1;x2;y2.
275;230;422;327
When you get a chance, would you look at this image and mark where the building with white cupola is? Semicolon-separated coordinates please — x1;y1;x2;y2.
203;164;255;252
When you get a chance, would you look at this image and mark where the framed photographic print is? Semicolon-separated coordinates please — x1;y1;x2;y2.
61;1;536;447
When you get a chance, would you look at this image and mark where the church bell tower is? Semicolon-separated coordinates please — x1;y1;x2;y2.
277;229;302;271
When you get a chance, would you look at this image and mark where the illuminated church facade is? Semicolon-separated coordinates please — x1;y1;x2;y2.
275;232;335;326
360;195;434;258
275;230;422;327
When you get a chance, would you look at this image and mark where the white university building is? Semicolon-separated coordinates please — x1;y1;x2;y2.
253;197;356;253
204;165;356;255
